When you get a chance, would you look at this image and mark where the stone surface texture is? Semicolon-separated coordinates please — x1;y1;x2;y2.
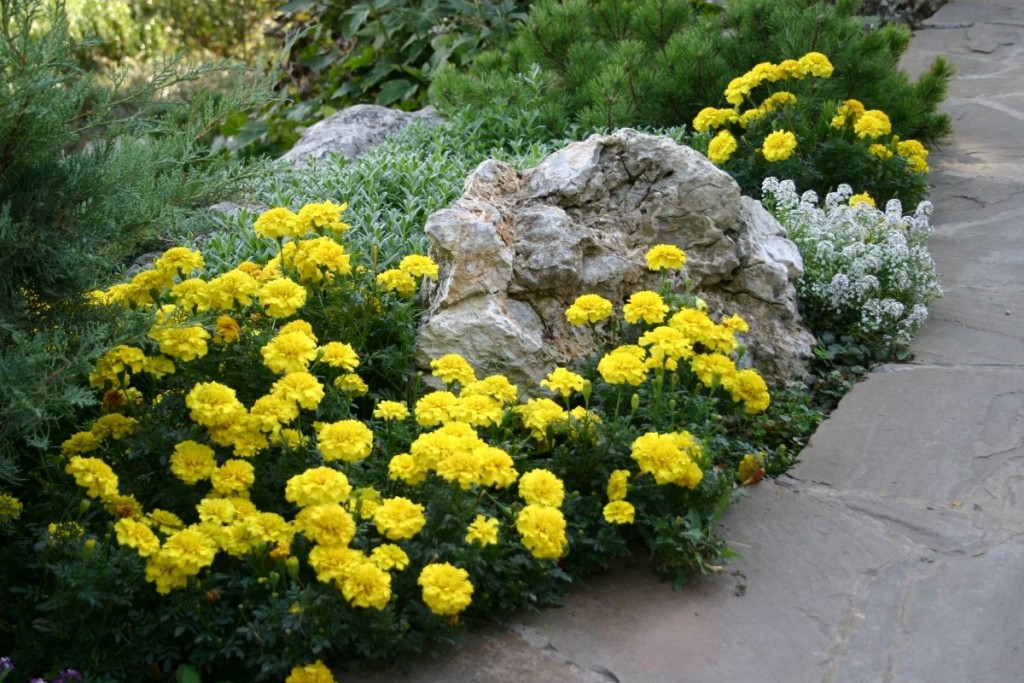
280;104;443;167
416;129;814;390
342;1;1024;681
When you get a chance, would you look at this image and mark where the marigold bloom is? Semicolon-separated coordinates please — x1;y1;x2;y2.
260;330;317;374
114;517;161;556
170;440;217;485
475;445;519;489
187;381;246;428
514;397;567;440
196;497;237;524
333;372;368;396
291;237;352;282
66;456;119;499
603;500;636;524
630;431;704;487
460;374;519;404
515;504;568;560
761;130;798;162
373;496;426;540
373;400;410;421
61;431;102;456
370;543;410;570
319;341;359;371
597;348;648;386
388;453;428;485
147;508;185;534
518;469;565;508
540;367;586;399
249;393;299;433
830;98;866;128
738;452;767;484
430;353;477;386
690;352;738;388
622;290;668;325
297;200;349;234
692;106;736;133
465;514;500;546
849;192;876;208
162;526;218;574
258;278;308;318
271;372;325;410
286;467;352;507
798;51;834;77
418;562;474;616
897;139;930;173
645;244;687;271
707;129;738;165
204;269;260;310
0;493;24;524
296;504;357;546
435;449;485;490
286;660;337;683
724;368;772;414
149;325;210;362
308;544;365;582
869;143;894;160
607;469;631;502
341;561;392;610
853;110;891;139
415;390;458;427
317;419;373;462
376;268;417;297
564;293;614;326
210;459;256;496
254;207;304;239
399;254;439;279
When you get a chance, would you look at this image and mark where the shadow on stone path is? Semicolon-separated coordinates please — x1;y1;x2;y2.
343;2;1024;679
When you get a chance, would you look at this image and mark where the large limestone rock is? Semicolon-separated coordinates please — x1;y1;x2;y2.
416;129;815;390
281;104;443;167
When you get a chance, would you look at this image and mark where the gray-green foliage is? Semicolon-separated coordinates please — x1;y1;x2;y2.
0;0;273;480
430;0;952;144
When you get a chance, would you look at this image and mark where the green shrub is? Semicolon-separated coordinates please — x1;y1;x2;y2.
429;0;952;184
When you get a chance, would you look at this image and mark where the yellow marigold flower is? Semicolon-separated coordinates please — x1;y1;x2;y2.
373;400;410;421
724;73;754;106
897;139;930;173
388;453;428;485
515;504;567;560
296;504;357;546
603;500;636;524
203;269;260;311
776;58;806;79
565;293;614;326
342;561;393;610
430;353;477;386
317;419;373;462
149;325;210;362
261;330;318;375
319;341;359;371
155;247;204;277
279;319;316;339
258;278;307;319
254;206;304;239
162;526;218;574
373;496;426;541
830;98;866;128
399;254;440;279
450;393;505;428
724;368;771;414
514;397;567;440
308;544;365;582
90;344;146;388
61;431;102;456
170;278;208;311
102;492;143;519
286;660;337;683
738;452;767;484
298;200;349;234
126;269;174;305
853;109;891;139
186;381;246;428
607;469;631;502
376;268;417;297
597;348;648;386
869;143;894;160
170;440;217;485
291;237;352;283
415;390;458;427
286;467;352;507
707;129;738;166
409;422;481;469
720;313;749;333
333;372;368;396
0;493;24;525
140;354;175;380
761;130;798;162
436;448;485;489
418;562;474;616
47;521;84;543
692;106;736;133
638;326;693;365
476;444;518;489
66;456;119;499
849;192;876;208
630;431;703;486
210;459;255;496
114;517;160;556
540;367;586;398
196;498;237;524
690;352;738;388
645;244;687;271
144;552;188;594
622;290;668;325
518;469;565;508
798;51;834;78
769;91;798;107
370;543;410;571
272;372;325;410
147;508;184;535
211;314;240;344
460;374;519;404
249;393;299;433
465;514;500;546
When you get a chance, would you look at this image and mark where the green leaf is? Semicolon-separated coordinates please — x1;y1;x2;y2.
277;0;318;12
176;664;201;683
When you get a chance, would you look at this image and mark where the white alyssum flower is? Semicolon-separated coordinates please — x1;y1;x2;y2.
762;177;942;351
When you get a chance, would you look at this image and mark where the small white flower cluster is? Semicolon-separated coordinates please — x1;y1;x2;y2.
763;177;941;350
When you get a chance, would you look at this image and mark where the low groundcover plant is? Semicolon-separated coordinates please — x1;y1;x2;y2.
4;202;792;680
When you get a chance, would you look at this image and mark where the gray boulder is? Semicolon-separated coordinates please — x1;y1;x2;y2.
416;128;815;390
280;104;443;167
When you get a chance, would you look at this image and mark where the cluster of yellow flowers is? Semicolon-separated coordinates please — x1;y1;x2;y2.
693;52;929;178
